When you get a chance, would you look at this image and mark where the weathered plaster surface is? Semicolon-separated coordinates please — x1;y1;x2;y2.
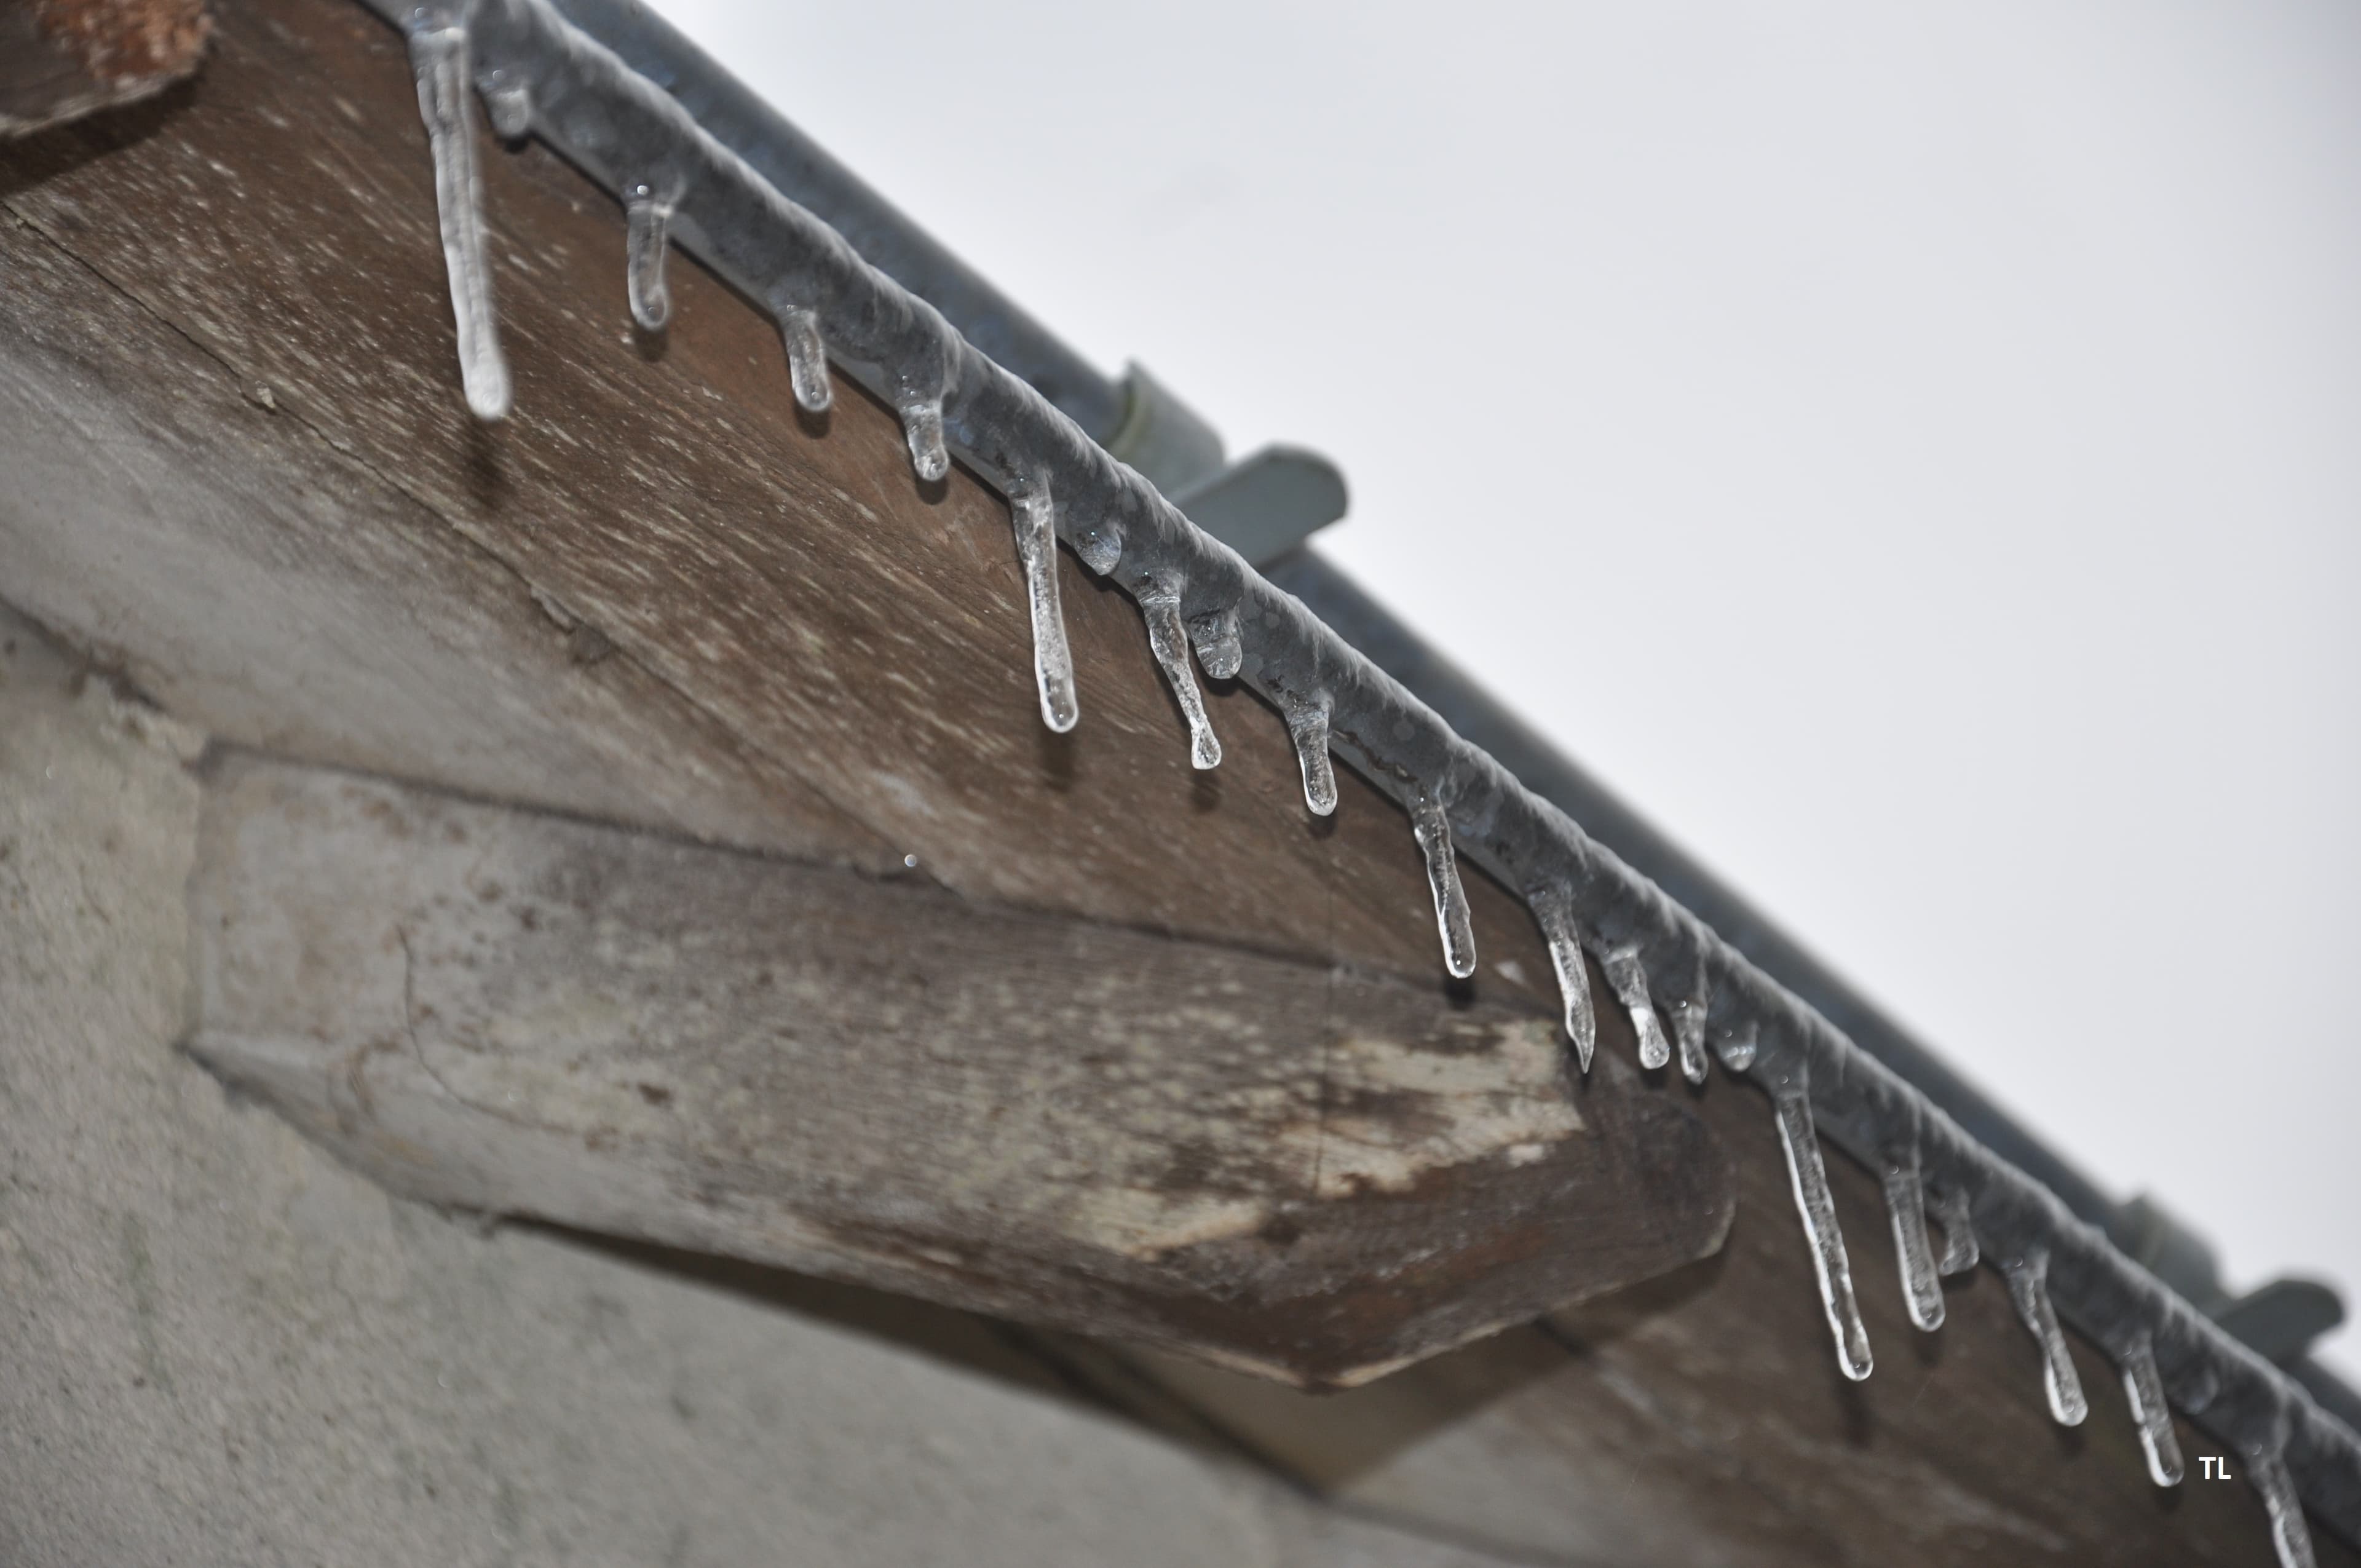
0;604;1524;1567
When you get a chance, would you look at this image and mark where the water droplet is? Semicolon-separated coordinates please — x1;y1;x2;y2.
624;188;673;332
1075;526;1123;576
1715;1021;1759;1074
1528;888;1597;1072
1411;793;1476;980
1773;1085;1873;1380
2117;1336;2185;1487
900;397;949;482
1139;593;1220;769
2248;1445;2319;1568
1010;482;1077;733
1600;946;1670;1070
1281;696;1337;817
407;23;510;422
1879;1144;1945;1331
779;307;832;412
1931;1185;1979;1275
2003;1254;2087;1425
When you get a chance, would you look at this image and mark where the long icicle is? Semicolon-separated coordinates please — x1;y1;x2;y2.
1139;593;1220;769
1772;1081;1873;1380
1281;696;1337;817
778;307;833;411
406;17;511;422
1528;887;1598;1072
2003;1252;2088;1425
1010;480;1078;733
1410;793;1477;979
2116;1334;2185;1487
1878;1140;1945;1331
1931;1184;1979;1275
623;186;673;331
2248;1443;2320;1568
1599;945;1671;1070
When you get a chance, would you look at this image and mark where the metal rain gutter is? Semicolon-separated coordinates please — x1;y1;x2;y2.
360;2;2360;1559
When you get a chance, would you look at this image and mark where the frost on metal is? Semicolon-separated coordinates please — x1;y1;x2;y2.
373;2;2361;1560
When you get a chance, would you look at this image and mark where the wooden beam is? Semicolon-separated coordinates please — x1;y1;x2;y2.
185;756;1731;1387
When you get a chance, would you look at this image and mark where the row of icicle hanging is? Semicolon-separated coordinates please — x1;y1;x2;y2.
391;3;2346;1562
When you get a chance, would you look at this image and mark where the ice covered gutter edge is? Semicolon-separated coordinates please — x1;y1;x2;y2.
373;2;2356;1559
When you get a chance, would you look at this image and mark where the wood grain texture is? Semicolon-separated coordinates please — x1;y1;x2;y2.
184;758;1732;1387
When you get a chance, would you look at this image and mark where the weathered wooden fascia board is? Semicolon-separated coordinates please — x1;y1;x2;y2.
184;756;1734;1388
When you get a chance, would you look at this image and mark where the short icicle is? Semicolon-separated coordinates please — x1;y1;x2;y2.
1599;946;1671;1070
2002;1252;2087;1425
1715;1021;1759;1074
1931;1186;1979;1275
1878;1141;1945;1331
900;397;951;482
2116;1335;2184;1487
482;74;532;140
1527;888;1598;1072
1671;956;1710;1084
1010;480;1078;732
1410;793;1477;979
1281;697;1337;817
778;309;833;411
1139;593;1221;769
624;186;673;332
1773;1082;1874;1380
406;15;511;422
1190;611;1244;680
2248;1443;2320;1568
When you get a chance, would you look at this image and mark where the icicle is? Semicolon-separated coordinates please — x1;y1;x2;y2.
778;308;833;412
1527;888;1597;1072
1281;696;1337;817
407;20;511;422
482;76;532;140
1773;1084;1874;1380
1670;958;1710;1084
1010;481;1077;733
1931;1185;1979;1275
900;397;951;482
2003;1253;2087;1425
1599;946;1671;1071
2116;1336;2184;1487
1878;1142;1945;1332
1189;609;1243;680
1410;793;1477;979
1139;593;1220;769
2249;1444;2319;1568
624;186;673;332
1716;1021;1759;1074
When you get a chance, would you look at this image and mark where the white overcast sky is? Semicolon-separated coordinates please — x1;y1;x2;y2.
645;0;2361;1378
